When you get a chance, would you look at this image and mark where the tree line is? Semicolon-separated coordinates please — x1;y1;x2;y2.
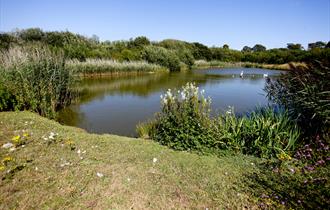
1;28;329;71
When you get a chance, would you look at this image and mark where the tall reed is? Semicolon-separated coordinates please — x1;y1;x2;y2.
0;45;75;118
66;59;168;75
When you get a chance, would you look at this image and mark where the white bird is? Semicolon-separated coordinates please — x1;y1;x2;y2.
263;73;268;78
240;71;244;78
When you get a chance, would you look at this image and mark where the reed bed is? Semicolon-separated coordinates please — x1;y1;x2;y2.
193;60;306;71
0;45;75;118
66;59;168;75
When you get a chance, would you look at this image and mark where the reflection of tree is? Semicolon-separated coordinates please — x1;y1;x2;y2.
56;105;85;127
74;70;282;104
76;72;209;103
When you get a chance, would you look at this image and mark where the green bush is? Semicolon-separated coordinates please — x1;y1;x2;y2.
0;45;75;118
141;46;181;71
148;83;215;151
138;83;300;158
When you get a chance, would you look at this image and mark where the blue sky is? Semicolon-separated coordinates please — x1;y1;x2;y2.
0;0;329;49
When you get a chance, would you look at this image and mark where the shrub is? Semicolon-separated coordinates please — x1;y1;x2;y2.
148;83;215;151
141;46;181;71
0;45;75;118
138;83;300;158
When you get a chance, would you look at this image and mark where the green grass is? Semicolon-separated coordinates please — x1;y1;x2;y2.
0;111;264;209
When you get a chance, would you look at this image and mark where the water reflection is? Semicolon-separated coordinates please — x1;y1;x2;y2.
58;68;283;136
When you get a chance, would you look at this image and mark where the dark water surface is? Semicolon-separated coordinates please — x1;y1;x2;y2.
58;68;284;136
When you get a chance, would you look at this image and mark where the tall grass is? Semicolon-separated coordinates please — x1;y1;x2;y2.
66;59;168;75
266;61;329;136
137;83;300;158
213;107;299;158
0;45;75;118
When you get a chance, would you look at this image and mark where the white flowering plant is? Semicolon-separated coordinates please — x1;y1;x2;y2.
151;83;216;151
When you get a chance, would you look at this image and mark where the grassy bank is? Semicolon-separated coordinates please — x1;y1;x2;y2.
192;60;307;70
66;59;168;76
0;111;265;209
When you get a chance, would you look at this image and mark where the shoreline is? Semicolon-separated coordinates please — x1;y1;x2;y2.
192;61;307;71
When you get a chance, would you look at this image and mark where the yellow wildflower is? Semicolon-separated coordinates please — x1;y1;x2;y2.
0;165;5;171
12;135;21;143
23;133;29;137
277;152;292;161
2;156;13;165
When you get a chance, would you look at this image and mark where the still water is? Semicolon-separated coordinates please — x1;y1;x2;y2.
58;68;284;136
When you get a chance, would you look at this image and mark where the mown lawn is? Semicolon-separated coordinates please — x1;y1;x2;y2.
0;111;265;209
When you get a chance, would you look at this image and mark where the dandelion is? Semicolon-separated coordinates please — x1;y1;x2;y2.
0;166;5;171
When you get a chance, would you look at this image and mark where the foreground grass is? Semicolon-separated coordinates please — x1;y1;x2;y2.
0;111;264;209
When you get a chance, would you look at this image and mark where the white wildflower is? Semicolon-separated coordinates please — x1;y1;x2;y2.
153;157;158;163
96;172;104;178
2;142;14;149
181;92;186;100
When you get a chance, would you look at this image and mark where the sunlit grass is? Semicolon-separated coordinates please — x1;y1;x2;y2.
66;59;168;75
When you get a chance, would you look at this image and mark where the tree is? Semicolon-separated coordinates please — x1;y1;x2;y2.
19;28;45;41
308;41;326;50
192;42;212;60
326;41;330;48
90;34;100;43
223;44;229;49
242;46;252;52
0;33;14;49
130;36;151;48
287;43;303;50
252;44;266;52
142;46;180;71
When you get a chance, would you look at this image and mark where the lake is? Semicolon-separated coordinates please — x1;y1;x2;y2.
58;68;284;136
